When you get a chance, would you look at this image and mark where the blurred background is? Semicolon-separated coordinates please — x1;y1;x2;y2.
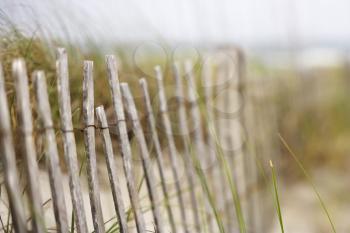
1;0;350;232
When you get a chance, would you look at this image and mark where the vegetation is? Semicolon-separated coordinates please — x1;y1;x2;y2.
0;22;344;232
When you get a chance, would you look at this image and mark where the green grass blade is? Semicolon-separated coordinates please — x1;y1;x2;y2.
270;160;284;233
209;123;246;233
278;133;337;233
189;143;226;233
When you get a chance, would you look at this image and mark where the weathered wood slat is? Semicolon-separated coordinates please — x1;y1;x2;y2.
82;61;105;233
120;83;164;233
0;48;255;233
215;59;235;231
244;84;262;233
139;78;176;233
105;55;146;233
12;59;46;233
224;54;248;232
155;66;189;233
185;60;219;232
201;59;222;231
184;61;205;157
34;71;69;233
56;48;88;233
0;63;27;233
95;106;129;233
173;62;202;232
235;51;249;229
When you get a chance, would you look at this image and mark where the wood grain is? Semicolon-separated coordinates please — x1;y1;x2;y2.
105;55;146;233
155;66;189;233
0;62;27;233
96;106;129;233
173;62;202;232
56;48;88;233
12;59;45;233
121;83;164;233
34;71;69;233
139;78;176;233
82;61;105;233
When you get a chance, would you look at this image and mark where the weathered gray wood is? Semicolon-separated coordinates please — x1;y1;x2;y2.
95;106;129;233
173;62;202;232
105;55;146;233
12;59;45;233
232;60;247;231
226;53;248;231
184;61;205;156
185;60;221;231
201;59;222;231
139;78;176;233
244;85;262;233
249;77;271;232
120;83;164;233
155;66;189;233
0;63;27;233
82;61;105;233
184;60;218;231
215;59;233;231
201;58;217;175
34;71;68;233
56;48;88;233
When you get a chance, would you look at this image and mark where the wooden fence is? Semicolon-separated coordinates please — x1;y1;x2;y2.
0;47;276;233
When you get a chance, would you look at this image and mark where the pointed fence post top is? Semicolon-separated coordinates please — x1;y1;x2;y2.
172;61;185;99
83;60;95;125
154;66;168;112
105;54;120;80
56;47;75;130
106;54;126;121
184;59;198;103
96;105;108;128
56;48;69;81
33;71;54;128
12;58;33;133
120;83;138;120
0;62;11;132
139;78;154;116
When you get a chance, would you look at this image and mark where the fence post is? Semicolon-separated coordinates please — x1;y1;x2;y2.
0;63;27;233
214;58;234;231
184;61;206;160
105;55;146;233
219;50;248;232
155;66;189;233
201;59;225;232
56;48;88;233
244;78;263;233
121;83;164;233
173;62;202;232
34;71;69;233
96;106;129;233
12;59;46;233
82;61;105;233
139;78;176;233
231;50;248;229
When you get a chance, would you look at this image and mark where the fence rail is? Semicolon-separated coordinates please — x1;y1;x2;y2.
0;47;273;233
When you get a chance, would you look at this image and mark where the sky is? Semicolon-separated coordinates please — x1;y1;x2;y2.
1;0;350;49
